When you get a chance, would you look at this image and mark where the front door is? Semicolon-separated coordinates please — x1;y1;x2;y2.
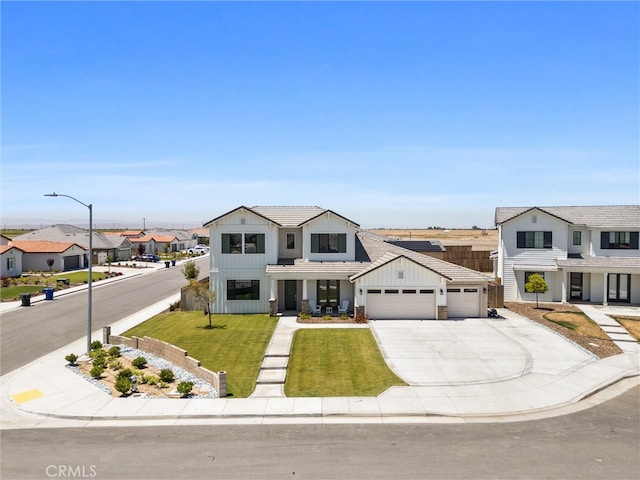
608;274;630;303
284;280;297;310
570;272;583;300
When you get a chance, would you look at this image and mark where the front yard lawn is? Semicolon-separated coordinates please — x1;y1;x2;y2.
613;316;640;341
542;311;610;339
0;285;45;301
122;313;278;398
285;329;406;397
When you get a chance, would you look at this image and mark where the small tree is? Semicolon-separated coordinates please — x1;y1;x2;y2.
137;243;146;257
181;260;199;281
46;258;55;274
525;273;548;308
190;280;217;329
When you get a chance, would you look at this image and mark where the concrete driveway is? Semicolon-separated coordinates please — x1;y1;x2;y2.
369;310;596;386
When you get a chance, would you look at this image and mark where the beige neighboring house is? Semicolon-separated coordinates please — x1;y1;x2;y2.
14;224;133;263
1;244;24;278
8;240;87;272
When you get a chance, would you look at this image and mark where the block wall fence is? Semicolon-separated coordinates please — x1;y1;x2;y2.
103;326;227;397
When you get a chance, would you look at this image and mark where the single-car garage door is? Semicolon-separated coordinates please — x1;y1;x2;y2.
366;288;436;319
447;286;481;318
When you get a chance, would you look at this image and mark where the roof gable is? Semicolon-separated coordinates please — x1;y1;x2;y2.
495;205;640;228
350;252;450;282
203;205;280;227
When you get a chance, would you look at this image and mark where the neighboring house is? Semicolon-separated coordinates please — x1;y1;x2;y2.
1;244;24;278
8;240;87;272
1;234;11;246
204;206;490;319
146;229;198;251
190;227;210;246
13;224;133;263
494;205;640;305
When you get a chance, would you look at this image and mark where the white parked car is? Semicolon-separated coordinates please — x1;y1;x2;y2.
187;245;209;254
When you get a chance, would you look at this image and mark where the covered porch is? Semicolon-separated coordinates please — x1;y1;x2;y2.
265;260;364;315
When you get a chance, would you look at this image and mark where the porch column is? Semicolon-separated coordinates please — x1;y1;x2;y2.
270;278;276;300
301;279;310;314
603;272;608;306
302;279;308;300
561;271;567;304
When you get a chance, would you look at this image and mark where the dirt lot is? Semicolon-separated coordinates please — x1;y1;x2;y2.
505;302;623;358
368;228;498;250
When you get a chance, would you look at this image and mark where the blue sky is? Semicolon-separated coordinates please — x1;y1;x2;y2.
2;1;638;229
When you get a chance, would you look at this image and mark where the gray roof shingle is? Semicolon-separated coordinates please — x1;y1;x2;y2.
494;205;640;229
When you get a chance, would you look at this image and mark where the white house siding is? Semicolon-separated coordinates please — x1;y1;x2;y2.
1;248;23;277
568;227;590;256
354;257;446;319
501;210;568;302
303;213;357;262
208;209;278;313
278;228;303;260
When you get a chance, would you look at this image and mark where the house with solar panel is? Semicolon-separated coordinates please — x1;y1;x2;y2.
204;206;490;319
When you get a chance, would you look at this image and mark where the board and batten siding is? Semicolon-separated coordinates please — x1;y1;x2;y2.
354;256;448;311
302;213;357;262
500;210;568;302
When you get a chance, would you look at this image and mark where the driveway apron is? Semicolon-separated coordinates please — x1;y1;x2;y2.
369;314;595;386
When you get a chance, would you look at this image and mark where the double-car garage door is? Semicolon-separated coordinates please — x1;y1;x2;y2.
366;286;481;319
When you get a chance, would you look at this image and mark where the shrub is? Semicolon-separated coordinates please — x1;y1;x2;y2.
108;346;121;358
90;365;104;378
115;377;131;396
354;312;369;324
323;314;332;321
90;340;103;351
117;368;133;381
159;369;174;383
177;381;194;397
65;353;78;366
92;356;107;368
88;349;106;361
146;375;159;386
298;313;311;320
132;356;147;369
340;314;349;320
169;300;181;312
108;359;123;371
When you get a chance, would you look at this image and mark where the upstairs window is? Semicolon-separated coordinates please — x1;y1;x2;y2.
311;233;347;253
222;233;265;254
572;231;582;246
601;231;639;250
517;231;552;249
286;233;295;250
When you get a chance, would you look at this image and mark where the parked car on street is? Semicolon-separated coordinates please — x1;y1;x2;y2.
187;246;209;255
134;254;161;262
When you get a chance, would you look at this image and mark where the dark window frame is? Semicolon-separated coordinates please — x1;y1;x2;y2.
286;232;295;250
317;280;340;307
572;231;582;246
227;280;260;301
601;231;639;250
517;231;553;249
311;233;347;253
222;233;265;254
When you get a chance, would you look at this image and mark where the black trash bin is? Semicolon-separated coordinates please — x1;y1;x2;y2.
43;287;54;300
165;261;170;268
20;293;31;307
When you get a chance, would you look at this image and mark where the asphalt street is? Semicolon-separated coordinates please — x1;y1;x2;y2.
2;384;638;479
0;256;210;375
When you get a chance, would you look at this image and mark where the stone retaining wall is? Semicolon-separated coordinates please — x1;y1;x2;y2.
103;327;226;397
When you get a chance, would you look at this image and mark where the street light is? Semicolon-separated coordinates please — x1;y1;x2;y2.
44;192;93;353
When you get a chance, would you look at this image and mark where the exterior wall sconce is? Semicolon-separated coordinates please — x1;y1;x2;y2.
439;288;444;295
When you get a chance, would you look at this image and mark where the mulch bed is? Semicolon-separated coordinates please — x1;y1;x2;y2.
297;316;362;324
504;302;623;359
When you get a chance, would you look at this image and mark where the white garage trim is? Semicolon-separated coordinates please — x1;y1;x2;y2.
366;288;436;320
447;286;482;318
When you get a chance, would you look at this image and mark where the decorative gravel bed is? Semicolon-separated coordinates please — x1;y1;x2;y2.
66;344;218;399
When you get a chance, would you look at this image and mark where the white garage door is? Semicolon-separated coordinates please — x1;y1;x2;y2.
366;288;436;320
447;287;481;318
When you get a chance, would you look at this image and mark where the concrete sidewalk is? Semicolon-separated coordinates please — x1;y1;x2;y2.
1;301;638;429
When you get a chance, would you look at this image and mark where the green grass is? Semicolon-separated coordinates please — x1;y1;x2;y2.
122;312;278;398
53;271;106;283
285;329;406;397
0;285;46;301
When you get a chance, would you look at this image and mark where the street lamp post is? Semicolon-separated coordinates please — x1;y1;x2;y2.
45;193;93;353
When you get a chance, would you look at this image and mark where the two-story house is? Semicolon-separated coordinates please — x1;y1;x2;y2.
204;206;490;319
494;205;640;305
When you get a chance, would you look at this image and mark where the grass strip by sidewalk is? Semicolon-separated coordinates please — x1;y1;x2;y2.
285;329;406;397
122;312;278;398
613;316;640;341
